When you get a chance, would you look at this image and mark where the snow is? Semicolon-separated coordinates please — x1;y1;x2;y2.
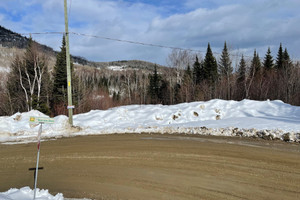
0;66;10;73
0;187;91;200
0;187;63;200
107;65;126;71
0;99;299;144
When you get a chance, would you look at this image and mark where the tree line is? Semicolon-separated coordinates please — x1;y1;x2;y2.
0;39;299;116
145;42;299;107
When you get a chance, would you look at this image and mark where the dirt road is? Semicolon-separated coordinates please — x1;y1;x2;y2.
0;134;299;200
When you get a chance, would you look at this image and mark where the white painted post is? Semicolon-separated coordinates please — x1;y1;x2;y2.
33;123;42;200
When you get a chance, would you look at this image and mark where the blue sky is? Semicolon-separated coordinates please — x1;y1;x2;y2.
0;0;299;65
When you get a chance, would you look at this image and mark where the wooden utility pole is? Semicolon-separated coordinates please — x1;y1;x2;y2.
64;0;73;126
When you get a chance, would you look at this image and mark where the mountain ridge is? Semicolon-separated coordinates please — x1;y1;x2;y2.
0;26;95;66
0;26;166;70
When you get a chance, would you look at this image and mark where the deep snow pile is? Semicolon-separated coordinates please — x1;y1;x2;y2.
0;187;63;200
0;99;299;143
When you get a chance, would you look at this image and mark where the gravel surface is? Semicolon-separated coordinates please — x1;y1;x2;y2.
1;134;299;200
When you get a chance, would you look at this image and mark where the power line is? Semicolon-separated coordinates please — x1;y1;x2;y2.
0;32;63;37
70;32;208;54
0;31;224;56
21;32;64;36
69;32;253;58
1;31;252;58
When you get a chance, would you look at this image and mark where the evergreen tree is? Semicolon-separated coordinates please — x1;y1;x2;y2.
192;56;202;84
236;55;247;99
184;63;193;87
203;43;218;83
250;50;261;77
159;79;170;105
263;47;274;70
173;83;181;104
237;55;246;83
282;48;293;103
148;65;160;103
275;43;283;69
219;41;233;99
52;36;67;103
283;48;292;69
52;36;76;115
185;63;192;79
218;41;233;76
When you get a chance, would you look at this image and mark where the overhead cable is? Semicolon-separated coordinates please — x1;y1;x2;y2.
1;31;251;58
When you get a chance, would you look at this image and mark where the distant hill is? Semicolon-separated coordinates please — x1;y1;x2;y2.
95;60;166;70
0;26;166;70
0;26;54;52
0;25;92;66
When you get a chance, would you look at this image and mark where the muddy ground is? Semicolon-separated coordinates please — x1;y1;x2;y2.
0;134;299;200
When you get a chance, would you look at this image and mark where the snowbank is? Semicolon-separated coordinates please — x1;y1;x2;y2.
0;187;91;200
0;99;299;143
0;187;63;200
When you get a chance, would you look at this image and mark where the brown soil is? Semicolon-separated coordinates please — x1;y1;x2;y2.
0;134;299;200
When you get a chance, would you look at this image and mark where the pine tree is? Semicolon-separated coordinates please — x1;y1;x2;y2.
219;41;232;76
203;43;218;83
52;36;76;114
185;64;192;79
148;65;160;103
219;41;232;99
236;55;247;99
173;83;181;104
237;55;246;83
263;47;274;70
184;63;193;86
275;43;283;69
250;50;261;77
192;56;202;84
282;48;293;103
159;79;170;105
52;36;67;103
283;48;292;69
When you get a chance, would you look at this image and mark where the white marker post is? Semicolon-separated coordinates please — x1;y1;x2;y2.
29;116;54;200
33;124;42;200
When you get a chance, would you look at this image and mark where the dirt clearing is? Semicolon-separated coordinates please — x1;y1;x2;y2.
0;134;299;200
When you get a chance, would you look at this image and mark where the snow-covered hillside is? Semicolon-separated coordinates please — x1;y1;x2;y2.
0;99;299;143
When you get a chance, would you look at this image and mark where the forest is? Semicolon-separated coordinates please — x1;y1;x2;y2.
0;37;299;116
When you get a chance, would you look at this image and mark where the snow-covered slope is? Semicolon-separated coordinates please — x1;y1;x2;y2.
0;99;299;143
